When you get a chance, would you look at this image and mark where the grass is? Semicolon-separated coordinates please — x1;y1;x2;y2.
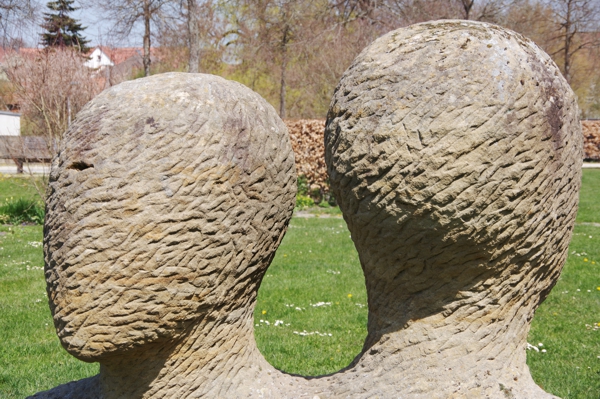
0;170;599;397
254;218;366;375
0;174;43;203
526;168;600;398
526;224;600;398
0;225;98;397
0;175;46;225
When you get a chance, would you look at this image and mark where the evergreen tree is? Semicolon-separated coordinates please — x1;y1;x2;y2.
40;0;90;52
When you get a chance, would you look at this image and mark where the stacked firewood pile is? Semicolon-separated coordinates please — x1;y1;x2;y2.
284;119;328;192
582;120;600;161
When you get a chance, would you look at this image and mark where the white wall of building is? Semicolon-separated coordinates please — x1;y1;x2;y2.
84;48;114;69
0;111;20;136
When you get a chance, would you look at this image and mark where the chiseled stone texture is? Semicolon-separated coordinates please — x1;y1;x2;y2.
33;20;581;399
33;73;300;398
324;20;581;398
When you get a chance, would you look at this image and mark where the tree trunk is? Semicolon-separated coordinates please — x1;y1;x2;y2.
187;0;201;73
279;25;289;119
462;0;474;20
143;0;151;77
563;0;573;83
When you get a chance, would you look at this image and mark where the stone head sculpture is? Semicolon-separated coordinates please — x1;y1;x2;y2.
35;21;580;399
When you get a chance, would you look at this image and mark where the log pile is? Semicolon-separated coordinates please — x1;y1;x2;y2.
284;119;328;191
582;120;600;161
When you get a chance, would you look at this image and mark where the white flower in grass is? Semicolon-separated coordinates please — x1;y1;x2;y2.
527;343;539;352
311;302;332;307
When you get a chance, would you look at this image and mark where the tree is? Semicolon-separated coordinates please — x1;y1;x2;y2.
40;0;90;52
3;48;101;192
232;0;334;118
91;0;175;77
545;0;600;84
4;48;101;142
187;0;200;73
0;0;38;48
382;0;514;25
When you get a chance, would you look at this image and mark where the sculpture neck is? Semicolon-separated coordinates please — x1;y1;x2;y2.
356;240;537;378
97;310;259;399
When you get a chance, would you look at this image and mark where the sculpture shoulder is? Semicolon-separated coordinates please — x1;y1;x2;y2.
27;376;101;399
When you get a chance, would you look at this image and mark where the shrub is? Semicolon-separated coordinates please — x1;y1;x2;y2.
295;195;315;209
297;175;310;196
0;197;45;225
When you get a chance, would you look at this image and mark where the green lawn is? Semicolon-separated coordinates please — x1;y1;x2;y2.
0;170;599;398
0;174;44;203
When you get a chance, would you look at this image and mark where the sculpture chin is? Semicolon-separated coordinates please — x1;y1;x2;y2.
55;312;177;362
49;276;201;362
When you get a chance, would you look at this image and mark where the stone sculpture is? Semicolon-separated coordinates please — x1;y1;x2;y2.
34;20;581;399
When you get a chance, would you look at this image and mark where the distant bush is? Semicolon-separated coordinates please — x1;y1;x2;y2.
295;195;315;209
297;175;310;196
0;197;45;225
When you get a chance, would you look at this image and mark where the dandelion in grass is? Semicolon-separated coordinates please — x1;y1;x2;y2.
347;294;352;298
262;310;267;315
584;258;589;262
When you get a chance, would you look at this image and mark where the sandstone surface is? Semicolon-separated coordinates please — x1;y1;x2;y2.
325;20;581;398
34;20;581;399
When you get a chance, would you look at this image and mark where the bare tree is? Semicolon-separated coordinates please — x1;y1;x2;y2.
4;48;101;145
155;0;224;73
545;0;600;83
383;0;515;25
89;0;175;77
460;0;474;18
3;48;101;193
187;0;200;72
382;0;461;25
0;0;38;47
233;0;328;118
331;0;382;23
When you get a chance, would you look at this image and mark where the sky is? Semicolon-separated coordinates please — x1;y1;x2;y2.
22;1;144;48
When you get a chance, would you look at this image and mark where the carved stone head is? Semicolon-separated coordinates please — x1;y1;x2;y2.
44;73;297;362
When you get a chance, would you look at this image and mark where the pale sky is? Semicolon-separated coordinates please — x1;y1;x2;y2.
23;1;143;48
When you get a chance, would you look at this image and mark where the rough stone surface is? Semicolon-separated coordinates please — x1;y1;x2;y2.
33;20;582;399
324;20;581;398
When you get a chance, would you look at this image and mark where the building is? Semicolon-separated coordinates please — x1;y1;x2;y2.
0;110;20;135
